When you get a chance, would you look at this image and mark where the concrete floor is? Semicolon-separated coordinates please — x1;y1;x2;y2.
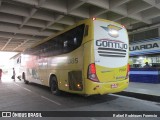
0;75;160;120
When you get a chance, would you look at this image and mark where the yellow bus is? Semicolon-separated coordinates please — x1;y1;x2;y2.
22;18;129;95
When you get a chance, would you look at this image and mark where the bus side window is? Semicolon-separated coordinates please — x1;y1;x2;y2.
26;24;85;57
65;24;84;52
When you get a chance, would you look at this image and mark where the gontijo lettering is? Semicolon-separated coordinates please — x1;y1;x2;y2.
96;39;128;50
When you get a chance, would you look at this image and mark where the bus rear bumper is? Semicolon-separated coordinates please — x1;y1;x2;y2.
85;79;129;95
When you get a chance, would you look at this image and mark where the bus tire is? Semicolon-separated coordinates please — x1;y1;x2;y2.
22;73;29;84
50;76;60;95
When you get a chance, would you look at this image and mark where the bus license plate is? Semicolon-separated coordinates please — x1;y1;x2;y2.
111;84;118;88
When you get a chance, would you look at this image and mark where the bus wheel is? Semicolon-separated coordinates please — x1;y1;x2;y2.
22;73;29;84
50;76;60;95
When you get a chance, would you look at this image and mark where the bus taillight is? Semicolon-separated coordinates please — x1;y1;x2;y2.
126;63;130;79
88;63;99;82
128;63;130;72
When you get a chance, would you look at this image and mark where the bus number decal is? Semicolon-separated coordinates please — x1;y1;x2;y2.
68;58;78;64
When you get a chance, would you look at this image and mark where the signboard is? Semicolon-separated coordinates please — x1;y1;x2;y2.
129;38;160;56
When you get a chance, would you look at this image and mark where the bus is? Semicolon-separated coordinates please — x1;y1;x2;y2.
22;18;129;95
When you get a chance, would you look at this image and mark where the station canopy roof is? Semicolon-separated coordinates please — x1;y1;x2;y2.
0;0;160;52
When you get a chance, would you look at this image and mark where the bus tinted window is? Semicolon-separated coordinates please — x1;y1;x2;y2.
26;24;85;57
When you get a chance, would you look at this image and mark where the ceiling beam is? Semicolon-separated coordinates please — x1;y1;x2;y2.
110;0;130;9
0;13;23;25
41;15;64;31
127;0;152;14
0;2;29;17
87;0;109;9
9;0;38;6
142;0;160;9
19;0;46;29
0;0;2;6
13;39;29;51
129;14;152;24
114;16;125;22
0;23;53;36
0;32;45;40
90;8;108;17
69;6;90;19
142;0;156;6
141;8;160;20
56;16;75;25
1;38;12;50
19;8;37;28
67;0;86;13
40;0;67;13
38;0;46;7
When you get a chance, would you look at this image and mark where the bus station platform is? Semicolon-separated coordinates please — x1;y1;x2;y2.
125;82;160;96
116;82;160;102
